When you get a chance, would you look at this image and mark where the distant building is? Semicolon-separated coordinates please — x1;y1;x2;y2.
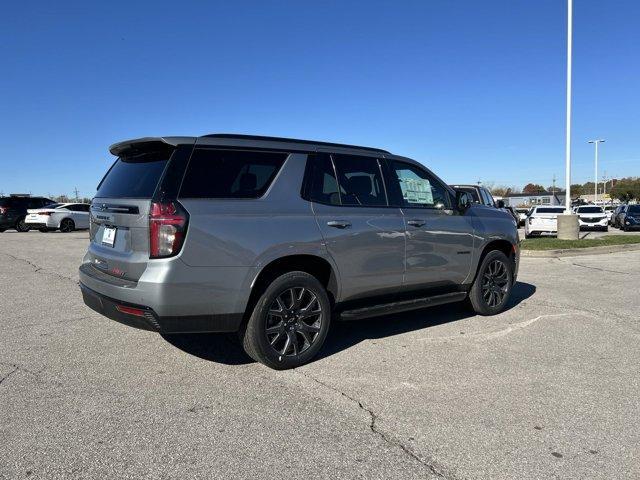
504;192;565;207
579;193;617;205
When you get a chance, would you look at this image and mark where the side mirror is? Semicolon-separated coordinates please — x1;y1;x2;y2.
496;200;505;209
456;191;471;211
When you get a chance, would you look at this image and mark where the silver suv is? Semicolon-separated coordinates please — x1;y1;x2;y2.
79;134;519;369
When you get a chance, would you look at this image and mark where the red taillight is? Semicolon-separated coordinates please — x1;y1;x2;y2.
149;201;188;259
116;305;146;317
39;211;52;216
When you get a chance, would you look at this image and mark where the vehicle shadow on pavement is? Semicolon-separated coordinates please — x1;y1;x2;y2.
162;333;254;366
316;281;536;361
162;281;536;366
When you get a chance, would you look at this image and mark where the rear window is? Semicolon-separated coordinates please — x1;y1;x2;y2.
96;150;172;199
536;207;565;214
456;187;480;203
577;206;604;213
179;149;287;199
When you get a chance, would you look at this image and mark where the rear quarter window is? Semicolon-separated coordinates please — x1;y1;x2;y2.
179;149;287;199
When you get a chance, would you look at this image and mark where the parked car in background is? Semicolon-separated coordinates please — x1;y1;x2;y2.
618;204;640;231
25;203;91;232
504;206;520;225
524;206;565;238
603;205;615;224
515;208;530;227
0;195;56;232
573;205;608;231
611;204;627;228
450;185;497;208
80;134;519;370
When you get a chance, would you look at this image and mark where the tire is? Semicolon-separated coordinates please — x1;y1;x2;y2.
0;228;5;233
16;218;30;232
39;228;49;233
468;250;514;316
240;271;331;370
602;226;608;232
60;218;75;233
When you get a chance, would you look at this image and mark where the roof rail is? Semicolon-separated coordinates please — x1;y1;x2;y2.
201;133;390;154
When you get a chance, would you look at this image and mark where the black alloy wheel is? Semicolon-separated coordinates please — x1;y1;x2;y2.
241;271;331;370
481;259;510;308
468;250;513;315
16;219;30;232
60;219;75;233
265;287;323;357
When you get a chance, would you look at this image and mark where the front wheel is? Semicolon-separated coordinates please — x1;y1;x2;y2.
468;250;514;315
240;271;331;369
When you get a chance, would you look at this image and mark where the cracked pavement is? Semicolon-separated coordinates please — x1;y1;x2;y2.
1;231;639;479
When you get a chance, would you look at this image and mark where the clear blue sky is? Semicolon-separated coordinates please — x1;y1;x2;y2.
1;0;638;198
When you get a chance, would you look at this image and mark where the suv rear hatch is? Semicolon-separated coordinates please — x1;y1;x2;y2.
86;139;192;282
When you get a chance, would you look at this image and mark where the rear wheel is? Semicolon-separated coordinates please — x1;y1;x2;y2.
0;228;5;233
39;228;49;233
468;250;513;315
60;218;75;233
16;218;30;232
240;271;331;369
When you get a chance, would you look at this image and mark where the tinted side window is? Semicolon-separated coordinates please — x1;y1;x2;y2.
332;154;387;207
180;149;288;199
305;153;340;205
390;161;450;209
481;188;494;206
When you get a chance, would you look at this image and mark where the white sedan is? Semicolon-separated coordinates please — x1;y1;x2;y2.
524;206;566;238
25;203;90;232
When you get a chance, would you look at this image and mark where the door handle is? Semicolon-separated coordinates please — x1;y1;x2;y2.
407;219;426;227
327;220;351;229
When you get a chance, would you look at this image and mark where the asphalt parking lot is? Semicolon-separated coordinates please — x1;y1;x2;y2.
1;231;638;479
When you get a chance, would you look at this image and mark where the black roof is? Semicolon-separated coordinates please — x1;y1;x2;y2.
201;134;390;154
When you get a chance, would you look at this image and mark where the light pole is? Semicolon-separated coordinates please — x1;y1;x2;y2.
557;0;580;239
564;0;573;214
588;139;604;203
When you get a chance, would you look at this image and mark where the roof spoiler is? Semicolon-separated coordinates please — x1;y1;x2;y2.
109;137;194;157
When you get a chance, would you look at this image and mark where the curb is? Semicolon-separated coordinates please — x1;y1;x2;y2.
521;242;640;258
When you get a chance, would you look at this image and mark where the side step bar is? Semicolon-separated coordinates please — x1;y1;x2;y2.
339;291;467;321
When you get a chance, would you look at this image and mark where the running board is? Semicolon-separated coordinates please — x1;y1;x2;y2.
339;291;468;321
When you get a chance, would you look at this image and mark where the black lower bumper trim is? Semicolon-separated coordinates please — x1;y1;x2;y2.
79;283;243;333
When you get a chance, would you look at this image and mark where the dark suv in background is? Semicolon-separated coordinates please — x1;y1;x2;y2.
80;134;519;369
0;195;56;232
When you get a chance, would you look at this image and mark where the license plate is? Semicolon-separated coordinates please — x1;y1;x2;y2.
102;227;117;247
29;214;38;219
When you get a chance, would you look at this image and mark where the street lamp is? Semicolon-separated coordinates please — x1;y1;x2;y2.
588;139;605;203
557;0;580;239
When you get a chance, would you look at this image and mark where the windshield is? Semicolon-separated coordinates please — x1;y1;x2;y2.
536;207;565;214
96;153;170;199
627;205;640;214
578;206;604;213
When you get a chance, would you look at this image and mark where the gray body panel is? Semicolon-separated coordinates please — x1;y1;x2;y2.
80;135;519;332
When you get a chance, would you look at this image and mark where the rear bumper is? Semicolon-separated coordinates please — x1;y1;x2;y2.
78;260;250;333
80;282;243;333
